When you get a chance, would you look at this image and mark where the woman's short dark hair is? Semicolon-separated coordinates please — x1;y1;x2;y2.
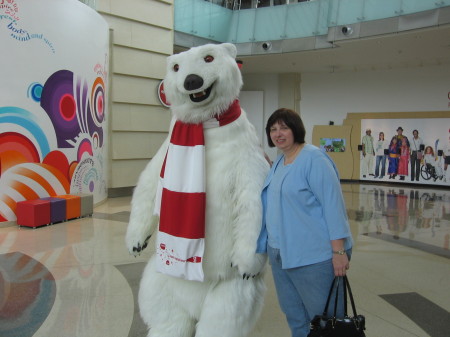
265;108;306;147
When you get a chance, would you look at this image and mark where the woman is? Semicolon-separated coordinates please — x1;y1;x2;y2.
256;108;353;337
388;136;399;179
424;146;443;181
374;131;387;178
397;137;410;180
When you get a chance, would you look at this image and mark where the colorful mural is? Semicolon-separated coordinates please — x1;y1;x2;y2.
0;0;109;221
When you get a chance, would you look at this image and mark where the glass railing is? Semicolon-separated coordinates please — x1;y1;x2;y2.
175;0;233;41
175;0;450;43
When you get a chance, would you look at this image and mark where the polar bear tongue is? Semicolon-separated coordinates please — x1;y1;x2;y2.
194;91;206;98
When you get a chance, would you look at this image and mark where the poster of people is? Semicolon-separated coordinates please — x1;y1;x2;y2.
360;119;450;186
320;138;346;152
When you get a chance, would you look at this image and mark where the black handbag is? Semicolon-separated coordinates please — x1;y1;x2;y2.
308;276;366;337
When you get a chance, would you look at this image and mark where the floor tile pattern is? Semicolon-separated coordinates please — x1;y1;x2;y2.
380;292;449;337
1;183;449;337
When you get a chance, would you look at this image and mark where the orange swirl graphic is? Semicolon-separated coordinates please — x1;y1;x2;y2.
14;167;57;196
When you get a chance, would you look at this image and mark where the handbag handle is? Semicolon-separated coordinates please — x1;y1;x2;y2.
322;276;338;317
322;275;359;319
344;275;359;318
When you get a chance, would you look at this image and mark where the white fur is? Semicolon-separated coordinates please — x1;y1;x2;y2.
164;43;243;124
125;43;270;337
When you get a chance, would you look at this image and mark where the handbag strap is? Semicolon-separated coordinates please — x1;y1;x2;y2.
322;276;339;316
322;275;359;318
333;276;345;318
343;275;348;314
343;275;359;318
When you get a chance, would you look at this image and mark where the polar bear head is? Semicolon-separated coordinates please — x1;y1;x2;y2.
164;43;243;124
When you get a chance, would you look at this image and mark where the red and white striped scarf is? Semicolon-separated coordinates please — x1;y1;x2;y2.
154;100;241;281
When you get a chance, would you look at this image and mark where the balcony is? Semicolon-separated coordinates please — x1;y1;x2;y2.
174;0;450;56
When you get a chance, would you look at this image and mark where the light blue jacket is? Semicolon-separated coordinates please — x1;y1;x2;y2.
256;144;353;269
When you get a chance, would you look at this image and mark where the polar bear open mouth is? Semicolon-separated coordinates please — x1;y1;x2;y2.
189;84;213;103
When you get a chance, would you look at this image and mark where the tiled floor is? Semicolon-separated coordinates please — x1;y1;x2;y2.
0;182;449;337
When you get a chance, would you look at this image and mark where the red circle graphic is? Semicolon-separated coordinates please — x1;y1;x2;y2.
59;94;76;121
158;80;170;107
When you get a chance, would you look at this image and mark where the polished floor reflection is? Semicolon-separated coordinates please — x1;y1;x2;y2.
348;184;450;258
0;182;449;337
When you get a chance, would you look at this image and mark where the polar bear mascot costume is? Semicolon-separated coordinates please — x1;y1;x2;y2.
125;43;270;337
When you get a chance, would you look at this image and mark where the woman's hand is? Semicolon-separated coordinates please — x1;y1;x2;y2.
332;253;349;276
331;239;349;276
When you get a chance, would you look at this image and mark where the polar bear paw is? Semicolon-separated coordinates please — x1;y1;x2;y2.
126;234;151;257
232;253;267;280
125;223;152;256
133;235;151;255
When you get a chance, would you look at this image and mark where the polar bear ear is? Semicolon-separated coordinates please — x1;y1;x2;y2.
221;43;237;59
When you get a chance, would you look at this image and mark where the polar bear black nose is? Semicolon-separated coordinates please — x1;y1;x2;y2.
184;74;204;91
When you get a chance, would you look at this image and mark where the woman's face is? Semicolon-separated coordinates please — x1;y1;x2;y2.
379;133;384;140
269;120;295;152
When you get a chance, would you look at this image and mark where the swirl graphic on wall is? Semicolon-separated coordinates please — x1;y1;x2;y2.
0;162;70;220
0;67;107;222
40;70;105;149
0;107;51;160
91;77;105;126
76;76;105;148
71;157;98;194
40;70;81;148
27;82;43;102
0;132;40;171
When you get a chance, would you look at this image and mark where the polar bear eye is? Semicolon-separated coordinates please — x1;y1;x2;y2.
204;55;214;63
173;64;179;72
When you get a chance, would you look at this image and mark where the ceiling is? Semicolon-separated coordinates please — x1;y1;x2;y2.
238;24;450;74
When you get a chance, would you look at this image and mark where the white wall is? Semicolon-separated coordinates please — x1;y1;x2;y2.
300;65;450;143
240;91;265;144
242;74;279;160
